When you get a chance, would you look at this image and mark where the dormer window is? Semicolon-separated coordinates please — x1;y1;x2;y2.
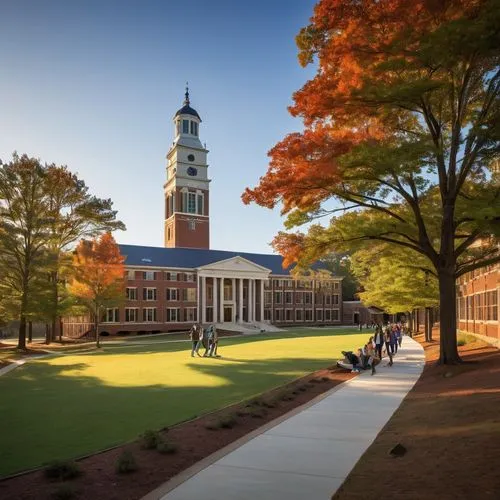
190;121;198;136
182;120;189;133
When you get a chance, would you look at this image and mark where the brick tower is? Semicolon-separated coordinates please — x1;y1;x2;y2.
164;86;210;249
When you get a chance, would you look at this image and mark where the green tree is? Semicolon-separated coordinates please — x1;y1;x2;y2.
321;254;359;300
44;166;125;343
243;0;500;364
0;154;51;349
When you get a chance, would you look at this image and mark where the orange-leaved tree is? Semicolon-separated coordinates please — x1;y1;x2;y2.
243;0;500;364
69;233;125;347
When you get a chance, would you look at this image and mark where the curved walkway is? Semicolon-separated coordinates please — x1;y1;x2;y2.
143;336;424;500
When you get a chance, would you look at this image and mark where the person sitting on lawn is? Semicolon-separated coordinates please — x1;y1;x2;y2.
341;350;361;372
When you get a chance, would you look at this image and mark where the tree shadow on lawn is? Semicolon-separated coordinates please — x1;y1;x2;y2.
0;354;336;478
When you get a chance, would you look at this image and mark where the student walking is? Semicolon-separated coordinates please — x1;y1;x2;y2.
384;329;393;366
189;324;198;357
195;324;204;356
373;327;384;359
208;325;219;357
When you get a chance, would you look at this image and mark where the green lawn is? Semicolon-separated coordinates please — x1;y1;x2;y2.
0;328;367;477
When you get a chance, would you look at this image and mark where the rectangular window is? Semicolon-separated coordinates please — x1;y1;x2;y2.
273;279;283;288
126;287;137;300
182;120;189;133
224;283;232;301
325;295;331;305
166;308;180;322
316;309;323;321
166;288;178;301
125;308;138;322
166;272;178;281
264;291;272;305
296;293;303;304
304;292;312;304
305;309;313;321
143;288;157;301
333;294;339;305
104;308;119;322
285;309;293;321
188;192;196;213
325;309;331;321
143;308;157;322
197;194;203;215
274;292;282;304
285;292;293;304
126;270;135;280
143;271;155;281
185;273;196;282
296;309;303;321
333;282;339;290
264;309;271;321
184;307;197;322
332;309;339;321
264;279;272;289
182;288;196;302
275;309;283;321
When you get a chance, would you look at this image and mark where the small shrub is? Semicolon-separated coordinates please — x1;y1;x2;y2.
249;407;267;419
116;450;138;474
235;409;248;417
156;440;178;454
51;484;77;500
298;386;307;392
262;400;276;408
219;414;237;429
141;429;161;450
457;333;476;346
205;421;218;430
321;376;330;382
44;460;81;481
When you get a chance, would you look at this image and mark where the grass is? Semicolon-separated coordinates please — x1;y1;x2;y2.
0;327;366;477
457;332;477;346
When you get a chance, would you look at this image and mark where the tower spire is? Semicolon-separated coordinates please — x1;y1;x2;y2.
184;82;190;105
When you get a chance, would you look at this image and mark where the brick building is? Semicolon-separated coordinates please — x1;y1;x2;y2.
63;90;343;338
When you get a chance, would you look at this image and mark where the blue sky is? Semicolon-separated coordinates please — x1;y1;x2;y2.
0;0;316;253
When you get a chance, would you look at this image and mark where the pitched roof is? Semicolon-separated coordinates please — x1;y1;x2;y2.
118;244;327;276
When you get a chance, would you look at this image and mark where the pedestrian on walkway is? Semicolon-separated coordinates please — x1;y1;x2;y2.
383;329;393;366
203;325;214;357
208;325;219;357
373;327;384;359
189;324;198;357
195;324;204;357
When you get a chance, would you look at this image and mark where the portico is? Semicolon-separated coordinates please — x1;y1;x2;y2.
196;256;270;325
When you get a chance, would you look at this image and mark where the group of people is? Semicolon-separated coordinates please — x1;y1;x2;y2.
189;323;219;358
342;322;407;375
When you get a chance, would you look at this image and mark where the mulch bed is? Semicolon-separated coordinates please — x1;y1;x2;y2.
333;330;500;500
0;363;355;500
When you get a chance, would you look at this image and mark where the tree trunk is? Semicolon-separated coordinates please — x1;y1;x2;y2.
50;268;59;344
438;268;461;364
28;321;33;343
95;306;100;348
59;317;63;342
18;315;27;350
428;308;433;341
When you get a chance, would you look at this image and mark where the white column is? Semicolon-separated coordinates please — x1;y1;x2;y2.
197;274;201;323
312;280;315;322
219;277;224;323
232;278;236;323
239;278;243;323
260;279;264;322
253;279;257;322
247;279;251;323
213;277;218;324
201;275;206;324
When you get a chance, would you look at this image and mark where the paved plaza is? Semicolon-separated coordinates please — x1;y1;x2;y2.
143;336;425;500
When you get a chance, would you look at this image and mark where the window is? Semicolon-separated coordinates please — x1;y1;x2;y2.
182;120;189;133
224;281;232;300
304;292;312;304
333;282;339;290
126;287;137;300
325;295;331;305
285;292;293;304
264;292;272;305
286;280;294;288
143;308;157;322
296;292;303;304
333;294;339;305
207;286;213;301
166;308;180;322
296;309;303;321
182;288;197;302
188;192;196;213
273;279;283;288
332;309;339;321
190;121;198;135
125;308;138;322
264;279;272;289
197;194;203;215
264;309;271;321
143;271;155;281
104;308;119;322
305;310;313;321
285;309;293;321
186;273;196;282
316;309;323;321
166;288;178;301
275;309;283;321
274;292;282;304
143;288;157;301
126;270;135;280
184;307;197;322
325;309;331;321
166;272;178;281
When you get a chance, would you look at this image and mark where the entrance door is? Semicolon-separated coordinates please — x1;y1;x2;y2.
353;312;360;325
224;306;233;323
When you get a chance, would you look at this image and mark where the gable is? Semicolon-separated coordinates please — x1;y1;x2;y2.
197;256;271;277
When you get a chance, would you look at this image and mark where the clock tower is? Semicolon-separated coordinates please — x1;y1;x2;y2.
164;87;210;249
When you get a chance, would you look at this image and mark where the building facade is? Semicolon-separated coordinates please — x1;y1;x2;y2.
457;262;499;344
63;91;343;338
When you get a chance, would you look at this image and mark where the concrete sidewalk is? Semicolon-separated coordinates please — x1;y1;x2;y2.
144;336;425;500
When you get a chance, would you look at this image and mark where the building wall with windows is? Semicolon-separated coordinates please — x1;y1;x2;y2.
457;263;499;342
